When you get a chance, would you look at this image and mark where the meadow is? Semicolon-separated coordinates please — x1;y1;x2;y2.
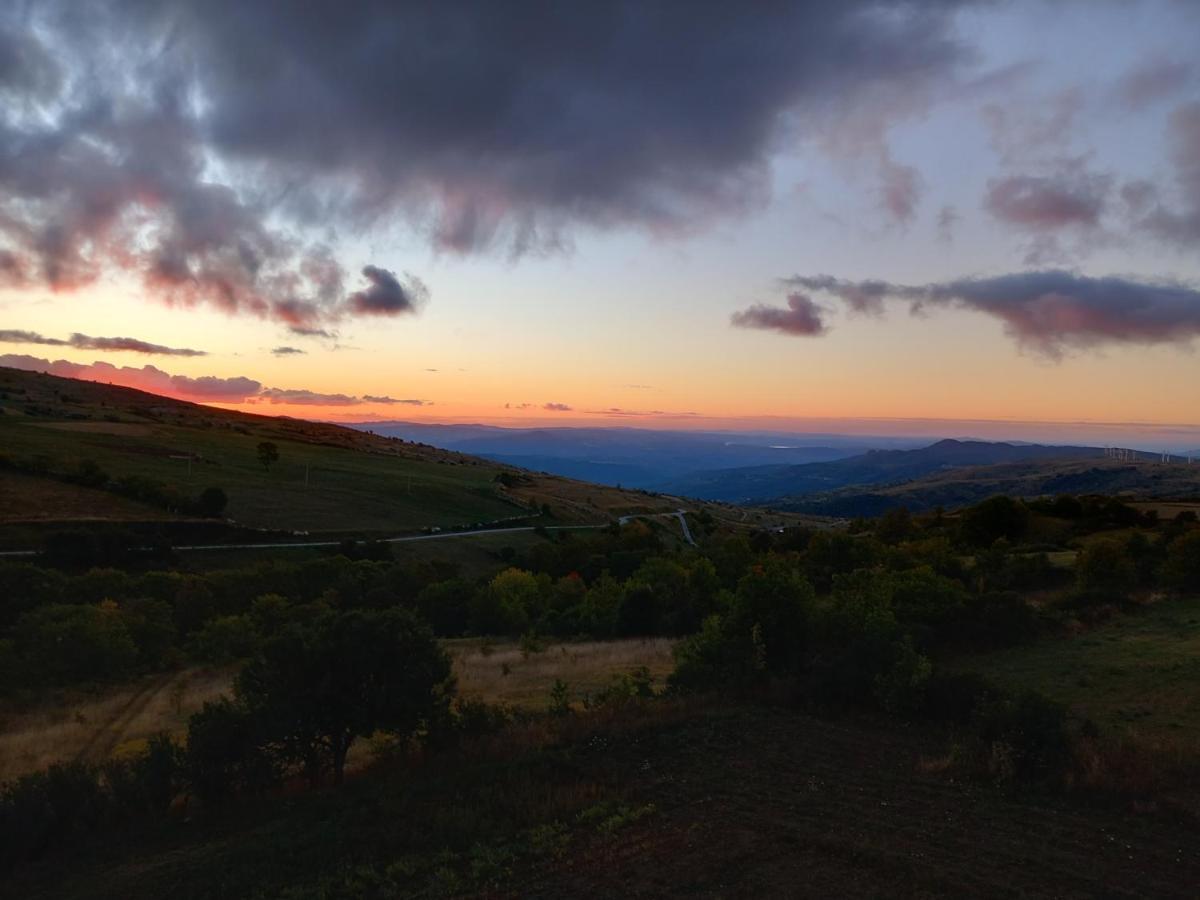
959;596;1200;741
0;638;674;782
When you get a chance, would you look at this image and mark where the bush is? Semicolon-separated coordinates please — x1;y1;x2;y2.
185;698;279;806
970;690;1071;784
14;602;137;684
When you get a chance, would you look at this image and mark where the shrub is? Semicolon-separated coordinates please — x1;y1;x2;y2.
185;698;279;806
970;690;1071;784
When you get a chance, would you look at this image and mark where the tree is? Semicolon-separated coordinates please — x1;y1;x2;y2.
235;608;452;785
195;486;228;517
256;441;279;471
1075;539;1136;598
961;496;1030;548
1162;530;1200;593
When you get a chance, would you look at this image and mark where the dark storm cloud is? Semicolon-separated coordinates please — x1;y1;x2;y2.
0;0;976;312
730;292;828;336
347;267;426;317
0;329;207;355
768;271;1200;356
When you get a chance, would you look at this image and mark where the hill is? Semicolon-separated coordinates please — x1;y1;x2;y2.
0;367;764;540
657;438;1107;503
354;421;909;488
776;457;1200;517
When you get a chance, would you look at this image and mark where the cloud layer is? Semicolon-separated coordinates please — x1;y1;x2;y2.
0;0;974;323
737;270;1200;356
0;330;207;356
0;354;421;407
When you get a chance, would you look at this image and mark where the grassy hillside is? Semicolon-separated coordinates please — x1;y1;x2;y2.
0;367;759;538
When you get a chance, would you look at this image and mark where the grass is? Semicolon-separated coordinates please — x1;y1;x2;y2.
0;667;233;783
960;595;1200;742
0;638;674;782
448;637;676;709
10;704;1200;898
0;366;755;537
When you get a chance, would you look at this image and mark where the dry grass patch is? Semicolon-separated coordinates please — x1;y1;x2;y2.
0;667;233;782
448;637;677;710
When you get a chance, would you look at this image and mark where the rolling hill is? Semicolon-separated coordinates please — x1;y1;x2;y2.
354;421;917;488
656;438;1109;503
0;367;774;541
773;457;1200;517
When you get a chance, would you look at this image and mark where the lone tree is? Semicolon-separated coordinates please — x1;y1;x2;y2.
256;441;279;471
235;608;453;785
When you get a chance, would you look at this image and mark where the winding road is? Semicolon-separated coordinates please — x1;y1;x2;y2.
0;509;697;557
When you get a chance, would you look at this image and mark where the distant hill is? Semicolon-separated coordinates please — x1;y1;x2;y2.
354;421;916;488
775;458;1200;517
657;439;1107;503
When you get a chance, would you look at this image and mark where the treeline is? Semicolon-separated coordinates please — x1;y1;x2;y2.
2;496;1199;692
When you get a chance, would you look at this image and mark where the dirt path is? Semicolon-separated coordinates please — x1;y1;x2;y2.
71;673;182;766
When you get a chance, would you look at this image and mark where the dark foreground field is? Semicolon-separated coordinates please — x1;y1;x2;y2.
13;704;1199;899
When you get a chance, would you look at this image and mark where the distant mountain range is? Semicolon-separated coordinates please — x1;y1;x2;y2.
776;456;1200;517
654;439;1110;503
351;422;925;488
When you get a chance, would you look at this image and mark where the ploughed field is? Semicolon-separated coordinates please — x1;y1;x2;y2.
11;706;1200;898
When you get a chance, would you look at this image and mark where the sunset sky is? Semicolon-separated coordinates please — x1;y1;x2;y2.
1;1;1198;441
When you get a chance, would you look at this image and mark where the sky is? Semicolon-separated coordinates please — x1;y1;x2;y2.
1;1;1199;445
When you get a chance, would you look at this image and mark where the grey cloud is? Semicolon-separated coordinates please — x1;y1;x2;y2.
731;292;827;336
0;0;975;289
347;266;426;316
272;346;306;355
0;329;207;355
775;270;1200;356
1115;59;1193;109
363;395;424;405
543;402;573;412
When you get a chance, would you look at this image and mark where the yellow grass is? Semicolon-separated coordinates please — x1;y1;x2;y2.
448;637;677;709
0;639;676;782
0;667;233;783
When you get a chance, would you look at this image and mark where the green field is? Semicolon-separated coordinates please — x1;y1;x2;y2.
962;596;1200;740
0;417;523;532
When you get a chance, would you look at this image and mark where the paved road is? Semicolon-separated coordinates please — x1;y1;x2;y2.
0;523;610;558
618;508;695;546
0;510;697;557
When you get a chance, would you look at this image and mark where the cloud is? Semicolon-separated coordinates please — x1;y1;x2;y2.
772;271;1200;356
878;157;922;224
982;88;1086;166
271;346;306;355
1115;59;1193;109
984;172;1110;231
1133;102;1200;248
937;205;960;242
543;402;573;412
0;353;426;407
347;266;426;316
257;388;362;406
0;0;975;298
731;292;827;336
362;395;424;406
0;329;207;356
0;354;261;402
288;326;337;339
